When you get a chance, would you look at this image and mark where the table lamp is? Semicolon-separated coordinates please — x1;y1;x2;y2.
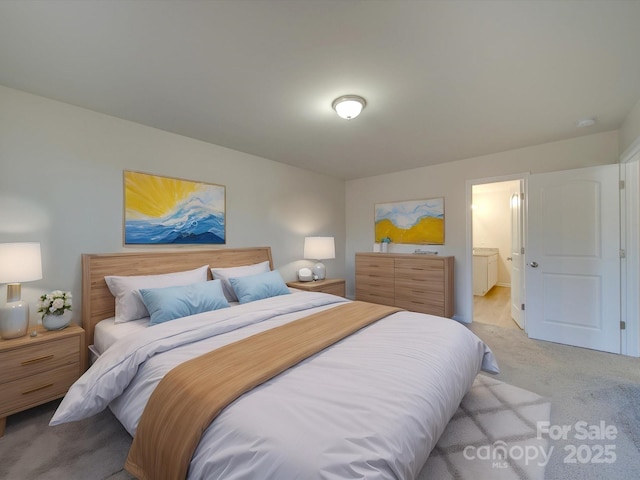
0;242;43;339
303;237;335;281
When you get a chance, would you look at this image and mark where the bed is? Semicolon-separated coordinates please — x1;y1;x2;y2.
51;247;498;480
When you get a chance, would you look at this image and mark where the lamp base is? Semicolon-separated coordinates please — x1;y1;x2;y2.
312;262;326;281
0;300;30;339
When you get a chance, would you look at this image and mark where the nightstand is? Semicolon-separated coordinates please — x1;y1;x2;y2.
287;278;346;297
0;324;85;437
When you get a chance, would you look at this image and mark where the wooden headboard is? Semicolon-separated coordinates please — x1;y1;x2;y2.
81;247;273;350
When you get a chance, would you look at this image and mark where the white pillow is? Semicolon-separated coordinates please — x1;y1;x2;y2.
210;260;271;302
105;265;209;323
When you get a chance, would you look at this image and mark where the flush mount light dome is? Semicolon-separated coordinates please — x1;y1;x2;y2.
332;95;366;120
576;117;597;128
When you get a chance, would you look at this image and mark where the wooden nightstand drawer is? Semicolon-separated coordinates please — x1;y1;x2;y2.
0;363;80;417
320;283;346;297
0;336;80;384
287;279;346;297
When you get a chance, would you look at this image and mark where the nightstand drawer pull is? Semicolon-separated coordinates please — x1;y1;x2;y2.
21;354;54;365
22;383;53;395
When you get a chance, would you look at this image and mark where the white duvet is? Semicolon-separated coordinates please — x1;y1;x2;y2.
51;292;498;480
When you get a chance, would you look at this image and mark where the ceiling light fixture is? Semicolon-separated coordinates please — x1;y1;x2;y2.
332;95;366;120
576;117;597;128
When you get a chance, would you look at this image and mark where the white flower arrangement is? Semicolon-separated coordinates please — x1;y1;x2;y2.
38;290;72;319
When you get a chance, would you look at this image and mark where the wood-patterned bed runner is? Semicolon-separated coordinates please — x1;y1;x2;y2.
124;301;402;480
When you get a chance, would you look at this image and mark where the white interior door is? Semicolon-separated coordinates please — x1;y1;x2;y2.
510;183;524;329
526;164;620;353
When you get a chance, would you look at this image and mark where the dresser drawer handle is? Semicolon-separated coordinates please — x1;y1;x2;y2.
21;354;54;365
22;383;53;395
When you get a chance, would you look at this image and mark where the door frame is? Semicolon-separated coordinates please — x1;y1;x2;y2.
465;172;529;328
620;137;640;357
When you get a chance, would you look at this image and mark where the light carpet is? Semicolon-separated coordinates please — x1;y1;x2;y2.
419;374;550;480
0;374;548;480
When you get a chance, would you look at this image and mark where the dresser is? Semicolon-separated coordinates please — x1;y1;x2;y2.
0;325;85;436
355;253;454;317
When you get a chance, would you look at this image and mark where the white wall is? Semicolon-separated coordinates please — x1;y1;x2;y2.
0;86;346;329
346;131;619;322
620;99;640;156
472;180;520;286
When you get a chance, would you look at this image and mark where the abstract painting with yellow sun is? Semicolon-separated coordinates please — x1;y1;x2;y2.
124;171;225;244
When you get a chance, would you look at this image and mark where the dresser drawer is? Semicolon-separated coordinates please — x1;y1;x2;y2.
395;298;445;316
0;363;80;416
355;274;394;304
395;277;444;294
356;273;394;290
355;256;394;277
356;291;396;307
395;257;443;279
395;280;445;304
0;336;80;384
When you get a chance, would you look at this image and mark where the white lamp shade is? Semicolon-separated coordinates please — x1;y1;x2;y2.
304;237;335;260
0;242;43;283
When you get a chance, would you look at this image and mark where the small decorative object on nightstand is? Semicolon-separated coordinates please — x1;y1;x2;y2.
0;324;85;437
38;290;73;331
297;267;313;282
287;278;346;298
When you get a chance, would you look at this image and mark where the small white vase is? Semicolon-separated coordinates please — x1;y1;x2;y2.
381;243;389;253
42;311;72;331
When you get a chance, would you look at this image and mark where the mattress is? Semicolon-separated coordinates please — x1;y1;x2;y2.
93;316;150;356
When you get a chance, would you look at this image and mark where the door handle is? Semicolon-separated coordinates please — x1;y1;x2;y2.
507;257;512;261
527;261;539;268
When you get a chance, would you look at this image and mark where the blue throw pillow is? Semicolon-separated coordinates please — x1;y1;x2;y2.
229;269;290;304
140;279;230;325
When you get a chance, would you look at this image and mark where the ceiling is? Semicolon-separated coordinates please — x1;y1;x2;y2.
1;1;639;180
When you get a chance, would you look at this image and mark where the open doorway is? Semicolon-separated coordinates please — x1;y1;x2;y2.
471;180;523;330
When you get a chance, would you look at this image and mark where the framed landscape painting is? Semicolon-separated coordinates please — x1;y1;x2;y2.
124;170;226;245
375;197;444;244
